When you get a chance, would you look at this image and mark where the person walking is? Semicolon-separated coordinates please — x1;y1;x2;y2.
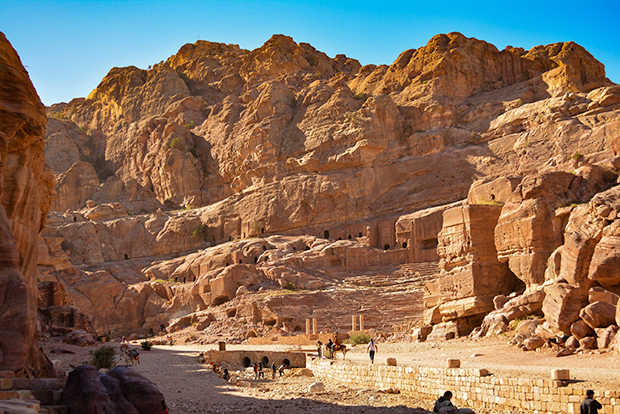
367;338;378;364
253;362;258;380
580;390;602;414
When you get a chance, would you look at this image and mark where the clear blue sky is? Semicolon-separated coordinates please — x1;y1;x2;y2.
1;0;618;106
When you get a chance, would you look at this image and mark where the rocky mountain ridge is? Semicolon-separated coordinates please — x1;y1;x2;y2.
25;32;620;349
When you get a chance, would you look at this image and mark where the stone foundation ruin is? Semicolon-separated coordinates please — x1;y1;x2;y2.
202;350;306;368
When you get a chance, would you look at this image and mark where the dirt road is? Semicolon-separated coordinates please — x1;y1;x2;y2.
44;337;620;413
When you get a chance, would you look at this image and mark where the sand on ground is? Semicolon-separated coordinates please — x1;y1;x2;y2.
42;337;620;414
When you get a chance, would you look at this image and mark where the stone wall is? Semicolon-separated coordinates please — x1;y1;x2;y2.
306;357;620;414
202;350;306;368
248;332;348;346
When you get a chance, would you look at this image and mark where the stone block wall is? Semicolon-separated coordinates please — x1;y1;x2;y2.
306;357;620;414
203;350;306;368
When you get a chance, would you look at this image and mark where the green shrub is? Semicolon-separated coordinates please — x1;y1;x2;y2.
184;121;196;129
306;54;318;67
192;226;204;240
89;345;116;370
345;333;371;345
355;92;368;101
572;152;584;161
141;340;153;351
169;137;184;150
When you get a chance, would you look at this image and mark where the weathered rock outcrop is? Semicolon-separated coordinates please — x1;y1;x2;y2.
0;32;55;376
46;33;617;236
62;365;167;414
424;195;522;339
41;32;620;345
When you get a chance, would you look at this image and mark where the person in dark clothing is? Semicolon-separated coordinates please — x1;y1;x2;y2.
222;368;230;381
433;391;453;413
580;390;602;414
271;362;277;379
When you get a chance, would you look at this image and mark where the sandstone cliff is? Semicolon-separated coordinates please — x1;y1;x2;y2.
46;33;615;234
0;32;56;376
40;33;620;345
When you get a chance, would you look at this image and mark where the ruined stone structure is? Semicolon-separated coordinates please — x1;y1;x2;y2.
202;350;306;368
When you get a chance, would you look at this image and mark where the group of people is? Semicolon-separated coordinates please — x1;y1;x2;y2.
252;361;288;380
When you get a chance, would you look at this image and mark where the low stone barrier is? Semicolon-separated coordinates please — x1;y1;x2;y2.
306;357;620;413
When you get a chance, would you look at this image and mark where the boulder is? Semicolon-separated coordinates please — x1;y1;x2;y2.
557;205;604;286
542;282;589;334
588;286;620;306
579;301;617;329
579;336;597;350
208;265;263;306
588;220;620;287
565;336;579;349
597;325;619;349
523;337;545;351
62;330;96;347
493;295;509;310
62;365;166;414
570;320;595;340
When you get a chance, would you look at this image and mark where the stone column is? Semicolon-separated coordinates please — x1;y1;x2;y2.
352;315;356;332
312;318;317;335
306;318;311;335
359;315;364;331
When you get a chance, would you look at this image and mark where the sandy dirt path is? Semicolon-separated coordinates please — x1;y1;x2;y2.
43;337;620;413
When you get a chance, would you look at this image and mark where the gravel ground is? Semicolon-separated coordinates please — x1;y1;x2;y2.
43;336;620;413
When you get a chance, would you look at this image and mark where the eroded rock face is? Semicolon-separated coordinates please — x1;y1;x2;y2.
424;203;521;338
46;33;618;235
495;168;614;287
40;32;620;346
0;32;55;375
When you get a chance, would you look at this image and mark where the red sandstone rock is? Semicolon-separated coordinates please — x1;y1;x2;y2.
0;32;54;376
588;286;620;306
588;220;620;287
597;325;619;349
579;336;597;350
62;330;96;347
36;32;620;345
570;320;595;340
523;336;545;351
579;301;617;329
565;336;579;349
62;365;166;414
542;282;589;334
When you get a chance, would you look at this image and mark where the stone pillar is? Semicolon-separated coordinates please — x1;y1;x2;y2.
351;315;356;332
306;319;311;335
359;315;364;331
312;318;317;335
